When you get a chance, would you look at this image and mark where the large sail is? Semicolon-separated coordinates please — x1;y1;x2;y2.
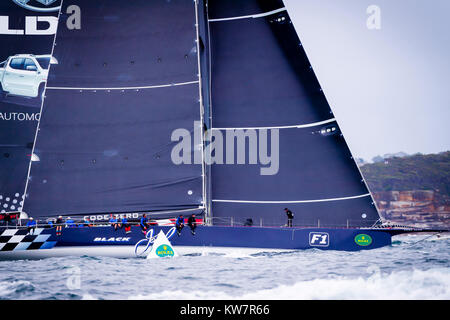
207;0;380;227
0;1;59;213
23;0;204;218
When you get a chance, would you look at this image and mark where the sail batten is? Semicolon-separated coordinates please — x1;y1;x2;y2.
46;80;200;91
212;193;371;204
209;7;286;22
212;118;336;131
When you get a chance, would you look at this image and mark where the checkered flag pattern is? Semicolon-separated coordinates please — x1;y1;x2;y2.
0;228;56;251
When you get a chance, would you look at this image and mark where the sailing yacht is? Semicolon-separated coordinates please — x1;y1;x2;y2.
0;0;441;260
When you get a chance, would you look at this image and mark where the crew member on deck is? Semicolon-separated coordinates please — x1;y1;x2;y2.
66;216;75;228
121;217;131;234
284;208;294;227
109;214;119;231
140;214;149;233
175;215;184;236
46;219;54;228
56;215;63;236
187;214;197;235
4;212;11;227
83;217;93;227
26;217;37;235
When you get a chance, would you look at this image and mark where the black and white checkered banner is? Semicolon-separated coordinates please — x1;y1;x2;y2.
0;228;57;251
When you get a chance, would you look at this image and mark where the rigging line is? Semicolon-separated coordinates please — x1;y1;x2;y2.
212;193;371;204
406;232;444;248
46;80;200;91
212;118;336;131
209;7;287;22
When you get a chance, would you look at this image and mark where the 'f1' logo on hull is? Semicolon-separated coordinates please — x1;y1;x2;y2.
309;232;329;247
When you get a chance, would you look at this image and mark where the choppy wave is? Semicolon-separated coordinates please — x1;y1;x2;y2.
0;280;35;298
130;268;450;300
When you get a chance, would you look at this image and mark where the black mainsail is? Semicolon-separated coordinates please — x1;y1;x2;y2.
207;0;380;227
23;0;205;217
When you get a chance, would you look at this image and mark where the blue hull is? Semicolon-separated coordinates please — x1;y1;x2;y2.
60;225;391;251
0;225;393;259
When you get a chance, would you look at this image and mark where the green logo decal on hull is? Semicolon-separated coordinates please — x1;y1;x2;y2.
155;244;174;257
354;234;372;246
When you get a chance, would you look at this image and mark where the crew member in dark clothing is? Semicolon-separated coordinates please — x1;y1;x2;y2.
187;214;197;235
27;217;37;235
140;214;149;233
284;208;294;227
175;215;184;236
56;215;63;236
8;212;17;226
4;212;11;227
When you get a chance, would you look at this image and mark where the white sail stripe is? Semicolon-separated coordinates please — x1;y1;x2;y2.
212;118;336;131
143;206;205;216
212;193;371;204
46;80;199;91
209;7;287;22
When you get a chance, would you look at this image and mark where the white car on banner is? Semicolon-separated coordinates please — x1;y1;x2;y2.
0;54;57;99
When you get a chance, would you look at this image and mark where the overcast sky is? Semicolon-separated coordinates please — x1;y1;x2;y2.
284;0;450;161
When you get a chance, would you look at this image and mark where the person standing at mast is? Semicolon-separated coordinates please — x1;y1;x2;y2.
284;208;294;227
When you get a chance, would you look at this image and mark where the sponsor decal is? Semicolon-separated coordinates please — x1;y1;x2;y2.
12;0;61;13
309;232;329;247
86;213;139;222
93;237;130;242
155;244;174;257
0;15;58;35
354;234;372;246
0;112;40;121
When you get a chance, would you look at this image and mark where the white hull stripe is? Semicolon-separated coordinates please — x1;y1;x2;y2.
212;193;371;204
209;7;287;22
46;80;199;91
212;118;336;131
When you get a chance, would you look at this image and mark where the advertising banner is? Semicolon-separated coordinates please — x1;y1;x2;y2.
0;0;60;213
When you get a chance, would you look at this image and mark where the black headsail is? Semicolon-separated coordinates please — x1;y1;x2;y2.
0;1;60;214
207;0;381;227
23;0;205;218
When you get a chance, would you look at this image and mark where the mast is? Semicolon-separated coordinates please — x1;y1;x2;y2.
194;0;208;224
197;0;213;225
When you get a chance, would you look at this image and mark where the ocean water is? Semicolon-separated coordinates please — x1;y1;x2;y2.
0;234;448;300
